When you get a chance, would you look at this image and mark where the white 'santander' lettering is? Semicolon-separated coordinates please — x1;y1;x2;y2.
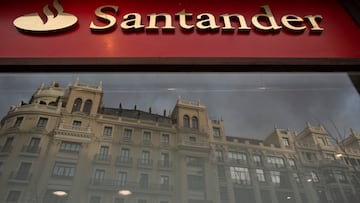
90;5;324;33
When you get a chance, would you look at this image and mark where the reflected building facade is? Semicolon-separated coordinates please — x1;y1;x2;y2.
0;80;359;203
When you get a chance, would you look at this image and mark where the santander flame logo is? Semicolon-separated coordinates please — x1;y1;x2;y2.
13;0;78;33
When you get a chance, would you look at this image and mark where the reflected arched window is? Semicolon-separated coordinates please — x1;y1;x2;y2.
48;101;57;106
192;116;199;129
183;115;190;128
72;98;82;113
83;99;92;115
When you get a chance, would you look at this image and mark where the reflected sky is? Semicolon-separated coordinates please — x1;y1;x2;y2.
0;73;358;139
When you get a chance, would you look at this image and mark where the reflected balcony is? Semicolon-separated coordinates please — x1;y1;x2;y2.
93;154;111;165
8;171;32;184
20;145;41;157
158;160;173;170
137;159;153;169
115;156;133;167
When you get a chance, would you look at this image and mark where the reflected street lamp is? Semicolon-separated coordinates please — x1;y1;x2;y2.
335;153;343;158
118;190;132;196
53;191;68;197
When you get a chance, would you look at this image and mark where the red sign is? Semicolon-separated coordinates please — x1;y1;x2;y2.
0;0;359;59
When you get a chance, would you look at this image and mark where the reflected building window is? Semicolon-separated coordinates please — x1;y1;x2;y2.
230;166;251;185
253;154;262;166
256;169;266;182
103;126;112;137
192;116;198;129
311;171;319;182
37;117;48;128
282;137;290;146
139;173;149;189
270;171;281;184
183;115;190;128
83;99;92;115
123;128;132;140
72;98;82;113
14;117;23;127
213;127;221;137
161;134;170;144
266;156;285;168
6;190;21;203
94;169;105;184
116;171;127;186
216;150;224;162
52;162;76;178
228;151;247;164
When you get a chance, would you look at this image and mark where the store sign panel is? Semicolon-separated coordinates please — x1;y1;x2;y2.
1;0;359;58
13;1;324;34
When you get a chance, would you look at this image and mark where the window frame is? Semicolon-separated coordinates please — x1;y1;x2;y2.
213;127;221;137
120;148;130;161
94;169;106;183
325;153;335;160
266;156;285;168
215;150;224;162
37;117;48;128
317;136;327;145
103;126;113;137
161;133;170;144
270;170;281;184
187;174;205;190
293;172;301;183
52;162;76;178
5;190;21;203
141;150;150;164
99;145;110;160
288;158;296;168
116;171;127;186
228;151;247;164
143;131;152;143
160;152;170;167
139;173;149;188
72;120;82;127
282;137;290;146
83;99;92;115
191;116;199;129
2;137;14;152
189;136;196;143
230;166;251;185
335;170;347;183
59;141;81;153
253;154;262;166
16;162;32;180
310;171;319;182
123;128;133;140
160;175;170;186
183;115;190;128
256;169;266;182
72;98;82;113
14;117;24;127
